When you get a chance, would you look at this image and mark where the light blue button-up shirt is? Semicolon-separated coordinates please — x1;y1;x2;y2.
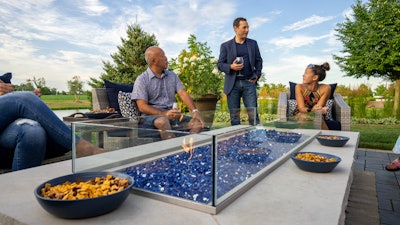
132;68;185;112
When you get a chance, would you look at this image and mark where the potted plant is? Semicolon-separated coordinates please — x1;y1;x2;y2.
169;34;224;113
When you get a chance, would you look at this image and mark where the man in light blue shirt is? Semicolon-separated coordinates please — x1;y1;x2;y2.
132;46;204;139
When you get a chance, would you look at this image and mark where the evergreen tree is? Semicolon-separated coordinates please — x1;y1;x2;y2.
89;24;159;88
333;0;400;116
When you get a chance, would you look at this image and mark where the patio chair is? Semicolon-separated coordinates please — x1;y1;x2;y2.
277;92;351;131
92;88;156;150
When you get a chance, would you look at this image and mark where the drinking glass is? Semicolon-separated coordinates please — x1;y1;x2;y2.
236;57;244;76
172;102;179;127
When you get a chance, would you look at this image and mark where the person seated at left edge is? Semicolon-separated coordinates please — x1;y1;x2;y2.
132;46;204;139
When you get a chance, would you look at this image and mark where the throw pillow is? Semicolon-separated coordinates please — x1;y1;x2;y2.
289;81;337;100
287;99;334;121
117;91;140;121
324;99;334;120
287;99;298;117
104;80;133;113
0;72;12;83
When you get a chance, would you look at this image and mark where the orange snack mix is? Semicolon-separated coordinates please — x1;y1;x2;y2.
295;153;337;163
40;174;129;200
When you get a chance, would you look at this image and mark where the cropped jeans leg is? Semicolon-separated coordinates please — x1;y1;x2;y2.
0;119;46;171
0;92;76;150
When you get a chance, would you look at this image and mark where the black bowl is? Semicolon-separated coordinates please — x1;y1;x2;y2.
291;152;341;173
85;112;118;119
316;135;350;147
34;171;134;219
274;132;302;143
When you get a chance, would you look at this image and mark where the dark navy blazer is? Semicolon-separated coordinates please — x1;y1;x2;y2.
217;37;263;95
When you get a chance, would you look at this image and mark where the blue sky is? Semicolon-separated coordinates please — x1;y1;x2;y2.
0;0;385;92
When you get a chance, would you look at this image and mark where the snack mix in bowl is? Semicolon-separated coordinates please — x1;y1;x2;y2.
316;135;349;147
291;152;341;173
34;171;134;219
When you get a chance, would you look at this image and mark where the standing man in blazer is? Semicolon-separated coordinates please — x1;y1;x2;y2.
218;17;263;126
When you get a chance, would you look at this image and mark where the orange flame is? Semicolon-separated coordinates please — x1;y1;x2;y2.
181;137;194;160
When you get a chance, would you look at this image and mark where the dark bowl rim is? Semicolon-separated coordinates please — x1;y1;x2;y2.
34;171;134;202
85;112;119;118
85;112;118;115
316;135;350;140
291;152;342;164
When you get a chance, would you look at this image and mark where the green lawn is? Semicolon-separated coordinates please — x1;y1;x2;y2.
41;95;91;110
351;124;399;150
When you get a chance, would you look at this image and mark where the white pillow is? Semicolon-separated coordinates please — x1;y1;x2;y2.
287;99;298;118
117;91;141;121
324;99;334;120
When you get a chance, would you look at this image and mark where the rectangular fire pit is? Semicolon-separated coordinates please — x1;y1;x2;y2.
72;122;318;214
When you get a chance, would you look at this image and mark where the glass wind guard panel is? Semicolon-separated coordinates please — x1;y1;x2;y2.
71;116;316;214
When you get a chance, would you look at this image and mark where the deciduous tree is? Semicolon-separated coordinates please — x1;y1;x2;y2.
68;75;83;101
333;0;400;117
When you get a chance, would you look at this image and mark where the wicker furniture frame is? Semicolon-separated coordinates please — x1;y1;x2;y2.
277;92;351;131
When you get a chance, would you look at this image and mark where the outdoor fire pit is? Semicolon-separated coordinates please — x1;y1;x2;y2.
71;123;316;214
121;128;311;211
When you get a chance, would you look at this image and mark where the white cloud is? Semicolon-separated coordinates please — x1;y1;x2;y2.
250;17;269;29
0;0;385;92
79;0;109;16
282;15;333;31
130;0;235;56
0;0;237;90
342;7;354;20
326;29;342;48
268;34;330;49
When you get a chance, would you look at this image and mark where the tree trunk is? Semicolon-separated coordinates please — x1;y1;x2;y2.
394;79;400;117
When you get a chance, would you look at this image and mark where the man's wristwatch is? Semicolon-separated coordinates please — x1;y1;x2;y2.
192;109;199;113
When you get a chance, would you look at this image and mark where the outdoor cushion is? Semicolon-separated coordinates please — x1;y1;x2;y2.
324;99;334;120
287;98;334;121
104;80;133;113
289;81;337;99
287;99;297;117
117;91;141;121
0;72;12;83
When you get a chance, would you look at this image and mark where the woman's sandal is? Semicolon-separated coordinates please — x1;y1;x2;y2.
385;158;400;171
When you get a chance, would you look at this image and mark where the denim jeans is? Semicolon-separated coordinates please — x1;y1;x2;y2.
0;92;74;171
227;80;259;125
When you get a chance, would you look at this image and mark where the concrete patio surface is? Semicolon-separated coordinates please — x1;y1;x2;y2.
346;148;400;225
1;141;399;225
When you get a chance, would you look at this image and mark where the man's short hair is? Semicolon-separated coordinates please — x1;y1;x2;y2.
233;17;247;27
